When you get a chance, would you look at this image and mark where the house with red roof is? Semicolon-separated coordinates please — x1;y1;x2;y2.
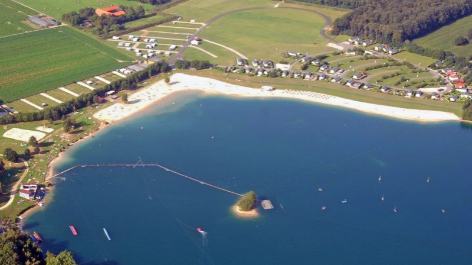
95;6;126;17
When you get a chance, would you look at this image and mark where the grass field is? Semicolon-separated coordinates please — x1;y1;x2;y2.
123;14;168;29
16;0;155;20
392;51;436;67
197;8;334;63
0;0;37;37
0;26;132;102
414;14;472;58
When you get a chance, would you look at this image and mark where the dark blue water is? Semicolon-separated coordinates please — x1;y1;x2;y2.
25;91;472;265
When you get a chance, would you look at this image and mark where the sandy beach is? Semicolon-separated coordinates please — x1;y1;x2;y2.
232;205;259;218
94;73;459;123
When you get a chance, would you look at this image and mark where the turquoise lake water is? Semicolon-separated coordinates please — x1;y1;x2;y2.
25;91;472;265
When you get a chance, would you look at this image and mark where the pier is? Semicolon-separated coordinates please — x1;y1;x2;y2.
261;200;274;210
50;162;243;197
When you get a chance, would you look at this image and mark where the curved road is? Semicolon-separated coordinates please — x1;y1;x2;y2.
0;158;29;211
169;6;335;65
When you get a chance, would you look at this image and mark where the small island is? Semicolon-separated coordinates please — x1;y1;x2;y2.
233;191;258;217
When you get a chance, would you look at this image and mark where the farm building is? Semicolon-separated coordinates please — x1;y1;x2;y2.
95;6;126;17
28;16;57;27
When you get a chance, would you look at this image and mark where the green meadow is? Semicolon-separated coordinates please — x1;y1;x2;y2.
0;0;37;37
197;8;333;63
0;27;131;103
415;14;472;58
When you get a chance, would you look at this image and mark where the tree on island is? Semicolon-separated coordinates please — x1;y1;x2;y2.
237;191;257;211
3;148;18;162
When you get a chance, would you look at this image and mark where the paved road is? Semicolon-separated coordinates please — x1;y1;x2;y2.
169;6;336;65
0;158;29;211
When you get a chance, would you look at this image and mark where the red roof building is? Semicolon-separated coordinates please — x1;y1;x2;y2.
95;6;126;17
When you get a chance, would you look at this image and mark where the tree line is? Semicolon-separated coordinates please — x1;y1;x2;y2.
174;59;212;70
296;0;472;45
462;100;472;121
0;62;170;125
62;6;146;36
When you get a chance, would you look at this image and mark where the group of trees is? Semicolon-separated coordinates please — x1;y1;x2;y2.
174;59;212;70
462;100;472;121
62;6;146;36
237;191;257;211
0;218;77;265
310;0;472;45
0;62;169;125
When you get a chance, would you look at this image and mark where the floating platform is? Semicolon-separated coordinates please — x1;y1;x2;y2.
261;200;274;210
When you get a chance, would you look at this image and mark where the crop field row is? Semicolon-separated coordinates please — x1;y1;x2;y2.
0;0;37;37
0;27;132;102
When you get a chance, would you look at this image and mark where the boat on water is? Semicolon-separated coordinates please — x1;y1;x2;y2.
321;206;327;210
378;175;381;182
427;177;430;183
29;234;39;243
103;228;111;240
33;232;43;242
318;188;323;192
341;199;347;203
381;195;384;201
393;207;397;213
69;225;78;236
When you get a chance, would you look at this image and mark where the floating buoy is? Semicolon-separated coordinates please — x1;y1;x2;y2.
141;127;144;130
197;227;202;232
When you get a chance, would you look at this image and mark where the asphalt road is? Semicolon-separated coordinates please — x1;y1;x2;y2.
169;6;336;65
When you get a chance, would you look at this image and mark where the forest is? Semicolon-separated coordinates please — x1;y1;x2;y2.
297;0;472;44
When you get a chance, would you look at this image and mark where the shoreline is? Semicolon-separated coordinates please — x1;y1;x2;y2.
93;73;460;124
231;205;259;218
27;72;461;220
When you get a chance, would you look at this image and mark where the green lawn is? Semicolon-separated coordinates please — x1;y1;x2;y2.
197;8;332;63
138;31;191;38
0;0;37;37
161;22;201;28
45;89;76;102
153;26;196;34
414;14;472;58
0;26;131;102
392;51;436;67
123;14;168;29
182;47;217;62
6;101;36;113
16;0;155;20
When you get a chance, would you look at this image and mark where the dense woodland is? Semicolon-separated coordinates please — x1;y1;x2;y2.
0;218;77;265
62;6;146;36
0;62;170;125
298;0;472;45
462;100;472;120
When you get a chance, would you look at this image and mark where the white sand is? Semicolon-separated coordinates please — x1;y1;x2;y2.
93;73;460;123
3;128;46;142
36;126;54;133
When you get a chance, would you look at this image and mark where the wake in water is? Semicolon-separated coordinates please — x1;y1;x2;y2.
197;228;208;246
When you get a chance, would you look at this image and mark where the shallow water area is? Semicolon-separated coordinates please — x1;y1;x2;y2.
25;91;472;265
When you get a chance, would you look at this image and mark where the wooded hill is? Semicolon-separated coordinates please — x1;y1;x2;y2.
297;0;472;44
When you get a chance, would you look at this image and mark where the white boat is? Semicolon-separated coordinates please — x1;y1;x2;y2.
103;228;111;240
341;200;347;203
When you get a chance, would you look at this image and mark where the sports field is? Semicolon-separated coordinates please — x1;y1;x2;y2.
0;0;37;37
197;8;332;63
414;14;472;58
0;27;132;102
17;0;155;20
